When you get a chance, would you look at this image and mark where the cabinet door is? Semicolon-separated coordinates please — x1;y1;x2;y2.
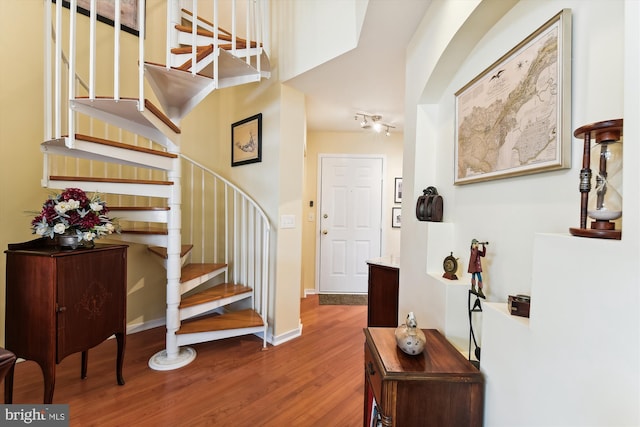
56;248;126;362
5;253;57;362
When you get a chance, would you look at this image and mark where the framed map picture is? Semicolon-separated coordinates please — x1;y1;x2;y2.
232;113;262;167
454;9;572;185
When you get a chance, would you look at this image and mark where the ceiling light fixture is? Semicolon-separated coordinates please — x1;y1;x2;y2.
354;113;395;136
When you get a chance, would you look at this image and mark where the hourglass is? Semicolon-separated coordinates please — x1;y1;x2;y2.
569;119;623;239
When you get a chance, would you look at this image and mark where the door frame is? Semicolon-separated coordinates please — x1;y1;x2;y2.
314;153;387;293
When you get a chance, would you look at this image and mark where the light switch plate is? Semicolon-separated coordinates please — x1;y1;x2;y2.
280;214;296;229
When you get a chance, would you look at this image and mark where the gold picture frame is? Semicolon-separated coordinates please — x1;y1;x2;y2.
231;113;262;167
454;9;572;185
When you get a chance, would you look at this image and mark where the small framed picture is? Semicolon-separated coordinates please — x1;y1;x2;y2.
392;207;401;228
394;177;403;203
231;113;262;167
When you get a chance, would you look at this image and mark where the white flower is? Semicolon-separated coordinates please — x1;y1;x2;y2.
82;232;96;241
54;202;69;214
53;223;66;234
35;225;48;236
90;202;103;212
68;199;80;210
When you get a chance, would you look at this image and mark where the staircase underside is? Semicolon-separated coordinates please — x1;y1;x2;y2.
144;47;270;122
144;63;216;122
70;98;180;148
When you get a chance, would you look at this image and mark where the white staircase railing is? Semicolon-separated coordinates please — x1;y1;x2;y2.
180;154;270;336
43;0;271;371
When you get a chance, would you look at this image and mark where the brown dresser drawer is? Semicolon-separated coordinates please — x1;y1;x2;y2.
364;341;382;403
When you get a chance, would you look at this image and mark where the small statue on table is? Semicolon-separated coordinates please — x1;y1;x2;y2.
468;239;488;299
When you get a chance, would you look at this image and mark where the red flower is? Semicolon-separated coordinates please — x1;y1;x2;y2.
60;188;89;205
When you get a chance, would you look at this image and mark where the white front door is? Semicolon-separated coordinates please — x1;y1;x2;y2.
318;155;383;293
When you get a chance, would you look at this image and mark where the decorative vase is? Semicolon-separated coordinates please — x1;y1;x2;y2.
395;312;426;355
56;233;94;250
57;233;81;250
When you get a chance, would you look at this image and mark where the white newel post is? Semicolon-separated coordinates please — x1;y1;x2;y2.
148;138;196;370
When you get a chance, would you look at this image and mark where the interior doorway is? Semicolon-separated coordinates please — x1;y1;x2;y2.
317;155;383;294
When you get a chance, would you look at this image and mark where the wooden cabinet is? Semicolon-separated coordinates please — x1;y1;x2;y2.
363;327;484;426
4;239;128;403
367;259;399;327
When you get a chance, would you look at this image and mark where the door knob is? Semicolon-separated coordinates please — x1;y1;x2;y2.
322;230;328;235
323;214;328;219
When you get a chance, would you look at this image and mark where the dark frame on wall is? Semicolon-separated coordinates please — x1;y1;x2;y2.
394;178;403;203
392;207;401;228
55;0;143;37
231;113;262;167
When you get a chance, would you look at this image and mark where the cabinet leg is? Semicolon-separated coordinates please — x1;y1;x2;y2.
4;364;15;404
41;363;56;404
116;332;125;386
81;350;88;379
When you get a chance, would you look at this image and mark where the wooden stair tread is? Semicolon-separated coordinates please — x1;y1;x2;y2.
148;244;193;259
180;283;251;308
177;309;263;334
171;45;212;54
180;9;233;37
180;263;227;283
174;24;259;48
171;44;235;55
176;44;214;71
145;60;212;79
67;134;177;158
143;99;181;134
49;175;173;185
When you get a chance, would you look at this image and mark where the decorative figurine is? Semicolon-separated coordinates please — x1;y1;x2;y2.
468;239;488;299
395;312;426;355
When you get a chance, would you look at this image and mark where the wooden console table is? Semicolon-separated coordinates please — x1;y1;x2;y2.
363;327;484;426
4;238;128;403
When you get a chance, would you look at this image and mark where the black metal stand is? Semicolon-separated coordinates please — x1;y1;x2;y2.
468;290;483;369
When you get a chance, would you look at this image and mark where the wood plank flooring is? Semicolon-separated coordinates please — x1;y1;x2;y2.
4;295;367;427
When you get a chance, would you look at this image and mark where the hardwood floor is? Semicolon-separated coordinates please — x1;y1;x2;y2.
5;295;367;427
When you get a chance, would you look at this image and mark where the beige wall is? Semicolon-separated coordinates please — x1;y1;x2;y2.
0;1;48;345
302;130;403;295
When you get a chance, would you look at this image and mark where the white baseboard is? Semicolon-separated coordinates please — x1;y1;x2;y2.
268;321;303;346
126;317;166;335
303;288;317;297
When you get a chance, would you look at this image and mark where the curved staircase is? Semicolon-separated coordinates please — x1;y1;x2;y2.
42;0;271;370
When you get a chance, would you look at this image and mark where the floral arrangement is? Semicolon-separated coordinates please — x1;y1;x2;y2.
31;188;120;242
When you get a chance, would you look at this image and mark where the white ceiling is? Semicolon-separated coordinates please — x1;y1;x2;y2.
285;0;432;133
